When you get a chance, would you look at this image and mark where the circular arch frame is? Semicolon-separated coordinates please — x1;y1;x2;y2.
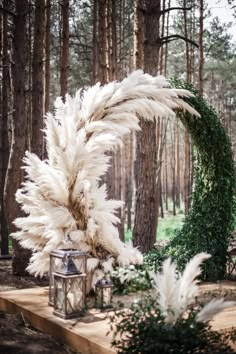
167;79;235;280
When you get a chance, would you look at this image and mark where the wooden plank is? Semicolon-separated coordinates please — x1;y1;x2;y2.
1;283;236;353
0;287;115;354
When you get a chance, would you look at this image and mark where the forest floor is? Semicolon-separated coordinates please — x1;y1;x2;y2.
0;258;79;354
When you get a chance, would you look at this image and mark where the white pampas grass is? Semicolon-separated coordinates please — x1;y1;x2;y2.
196;298;236;323
87;258;100;272
177;253;211;311
12;70;199;284
153;253;235;324
153;258;179;323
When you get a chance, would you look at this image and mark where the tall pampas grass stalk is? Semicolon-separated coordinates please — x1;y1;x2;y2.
153;253;235;324
109;253;236;354
12;70;199;288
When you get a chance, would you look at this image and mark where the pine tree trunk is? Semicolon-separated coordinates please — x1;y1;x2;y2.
26;4;32;151
164;0;171;76
60;0;69;100
164;136;168;210
111;0;117;80
198;0;204;96
183;0;190;82
31;0;45;159
172;122;176;216
133;0;160;253
183;0;192;214
4;0;31;274
184;130;190;215
92;0;99;84
1;0;10;255
159;0;166;74
125;133;134;231
159;179;164;218
98;0;108;84
175;118;180;208
44;0;51;113
133;0;143;70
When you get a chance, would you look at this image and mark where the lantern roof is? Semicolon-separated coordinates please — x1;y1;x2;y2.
96;277;113;288
50;249;87;259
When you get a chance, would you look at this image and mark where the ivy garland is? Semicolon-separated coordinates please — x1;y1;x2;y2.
166;79;236;280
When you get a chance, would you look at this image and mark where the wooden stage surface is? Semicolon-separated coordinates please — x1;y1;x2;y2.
0;281;236;354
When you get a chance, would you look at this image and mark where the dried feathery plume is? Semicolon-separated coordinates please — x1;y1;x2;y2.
153;253;236;324
12;70;199;287
153;258;179;323
177;253;211;314
196;298;236;323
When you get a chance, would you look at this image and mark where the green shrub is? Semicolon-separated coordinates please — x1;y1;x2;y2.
111;247;168;295
109;254;236;354
109;295;236;354
111;265;153;295
142;248;167;272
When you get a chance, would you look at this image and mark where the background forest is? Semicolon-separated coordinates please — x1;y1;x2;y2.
0;0;236;275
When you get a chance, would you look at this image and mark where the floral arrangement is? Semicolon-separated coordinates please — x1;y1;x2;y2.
12;70;198;289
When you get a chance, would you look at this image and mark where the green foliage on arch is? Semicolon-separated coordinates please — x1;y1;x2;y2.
166;79;236;280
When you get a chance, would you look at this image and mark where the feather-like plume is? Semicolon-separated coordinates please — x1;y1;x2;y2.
12;70;199;286
153;258;179;323
196;298;236;323
153;253;234;325
177;253;211;311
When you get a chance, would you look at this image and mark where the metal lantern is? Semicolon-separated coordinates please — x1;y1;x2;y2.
48;248;87;306
95;277;113;309
53;252;87;319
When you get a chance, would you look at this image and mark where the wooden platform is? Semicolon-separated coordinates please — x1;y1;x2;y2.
0;287;115;354
0;282;236;353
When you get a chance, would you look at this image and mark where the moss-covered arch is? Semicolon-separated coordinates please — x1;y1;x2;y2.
166;79;235;280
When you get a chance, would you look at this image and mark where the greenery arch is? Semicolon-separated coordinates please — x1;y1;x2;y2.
165;79;236;280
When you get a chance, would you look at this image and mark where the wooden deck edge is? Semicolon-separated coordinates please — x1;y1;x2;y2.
0;292;115;354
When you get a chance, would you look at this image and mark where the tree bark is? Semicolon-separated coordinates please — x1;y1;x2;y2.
31;0;45;159
172;121;176;216
60;0;69;100
183;0;192;214
133;0;160;253
1;0;10;255
159;0;166;74
4;0;31;274
183;0;190;82
198;0;204;96
111;0;117;80
92;0;99;84
125;133;134;231
164;0;171;76
175;118;180;208
44;0;51;113
164;133;168;210
133;0;143;69
26;3;32;151
98;0;108;85
184;130;190;214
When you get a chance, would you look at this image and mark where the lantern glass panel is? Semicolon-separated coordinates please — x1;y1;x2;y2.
53;273;86;319
66;277;85;315
95;282;113;309
49;249;87;306
54;276;66;314
96;287;103;308
49;256;61;305
103;287;112;307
